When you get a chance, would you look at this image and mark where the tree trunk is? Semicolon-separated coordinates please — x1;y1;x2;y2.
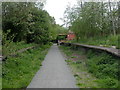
118;1;120;34
108;0;116;35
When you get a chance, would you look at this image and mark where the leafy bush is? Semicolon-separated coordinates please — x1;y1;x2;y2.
60;45;119;88
2;40;35;56
86;50;119;88
2;31;36;56
75;34;120;49
2;2;57;44
95;77;118;88
2;44;51;88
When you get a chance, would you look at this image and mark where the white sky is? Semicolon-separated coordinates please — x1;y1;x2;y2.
2;0;119;25
44;0;77;25
43;0;119;25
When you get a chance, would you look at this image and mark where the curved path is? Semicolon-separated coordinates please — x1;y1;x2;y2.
27;44;77;88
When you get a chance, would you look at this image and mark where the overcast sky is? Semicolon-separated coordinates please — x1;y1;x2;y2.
43;0;119;25
2;0;119;25
44;0;77;25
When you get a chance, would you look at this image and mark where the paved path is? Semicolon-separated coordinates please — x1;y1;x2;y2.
27;44;77;88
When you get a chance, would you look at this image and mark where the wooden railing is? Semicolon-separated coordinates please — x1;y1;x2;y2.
0;46;38;61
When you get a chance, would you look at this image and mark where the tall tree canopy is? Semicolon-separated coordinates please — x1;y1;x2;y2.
2;2;57;44
63;1;120;41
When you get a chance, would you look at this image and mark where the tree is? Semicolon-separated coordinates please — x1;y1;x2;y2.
2;2;58;44
63;1;120;42
108;0;116;35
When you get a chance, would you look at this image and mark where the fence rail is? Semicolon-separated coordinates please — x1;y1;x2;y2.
0;46;37;61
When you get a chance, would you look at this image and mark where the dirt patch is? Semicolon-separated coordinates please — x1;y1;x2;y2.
71;53;87;62
59;46;99;88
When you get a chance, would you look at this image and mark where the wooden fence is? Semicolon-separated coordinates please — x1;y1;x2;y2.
0;46;38;61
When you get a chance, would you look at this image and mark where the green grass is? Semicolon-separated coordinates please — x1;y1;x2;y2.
2;41;37;56
0;30;2;89
70;61;99;88
0;62;2;89
59;45;119;88
86;50;119;88
72;34;120;49
2;44;51;88
60;46;99;88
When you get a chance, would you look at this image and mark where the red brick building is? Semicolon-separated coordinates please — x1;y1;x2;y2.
66;31;75;40
57;31;75;44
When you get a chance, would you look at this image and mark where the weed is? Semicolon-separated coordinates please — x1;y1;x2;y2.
2;43;51;88
2;41;36;56
73;34;120;49
71;56;77;58
60;46;99;88
60;45;119;88
95;77;118;88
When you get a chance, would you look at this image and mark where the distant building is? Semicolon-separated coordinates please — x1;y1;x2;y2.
66;30;75;40
57;30;75;44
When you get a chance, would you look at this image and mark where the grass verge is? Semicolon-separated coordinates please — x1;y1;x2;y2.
59;46;99;88
0;61;2;89
71;35;120;49
59;45;119;88
2;41;36;56
2;44;51;88
86;50;119;88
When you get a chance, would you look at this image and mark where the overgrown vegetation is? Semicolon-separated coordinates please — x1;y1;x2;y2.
1;1;68;88
2;2;53;44
2;2;67;44
60;45;119;88
60;46;99;88
72;35;120;49
2;2;50;88
63;1;120;48
62;1;120;87
2;40;36;56
0;62;1;89
86;50;119;88
2;43;51;88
